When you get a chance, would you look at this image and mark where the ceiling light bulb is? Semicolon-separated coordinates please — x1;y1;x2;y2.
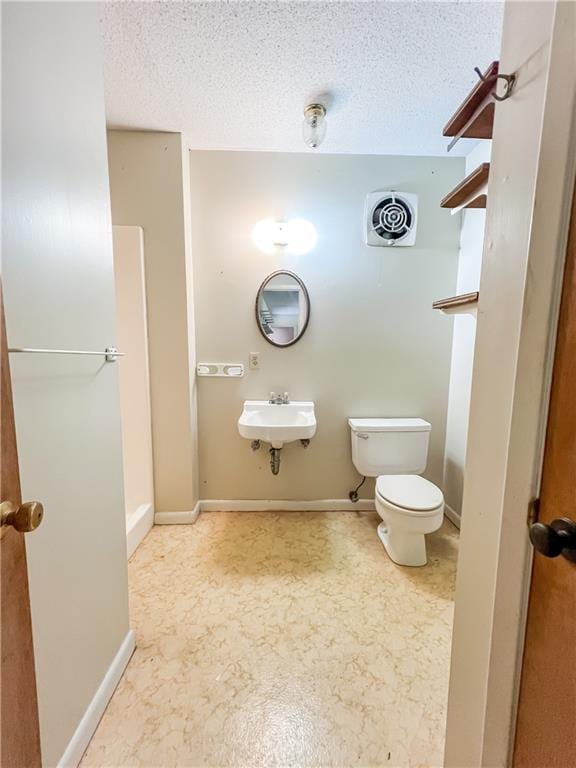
303;104;327;149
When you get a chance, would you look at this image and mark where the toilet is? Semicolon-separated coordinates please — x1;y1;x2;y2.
348;418;444;566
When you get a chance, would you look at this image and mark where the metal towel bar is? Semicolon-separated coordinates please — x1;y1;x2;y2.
8;346;124;363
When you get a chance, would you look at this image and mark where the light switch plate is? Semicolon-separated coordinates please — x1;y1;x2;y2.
249;352;260;370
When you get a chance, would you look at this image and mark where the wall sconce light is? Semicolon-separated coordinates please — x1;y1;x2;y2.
252;218;317;256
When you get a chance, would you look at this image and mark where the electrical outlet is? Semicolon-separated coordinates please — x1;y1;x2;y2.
249;352;260;370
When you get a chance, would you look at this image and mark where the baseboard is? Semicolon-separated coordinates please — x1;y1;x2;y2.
444;503;461;529
200;499;376;512
126;503;154;559
153;499;376;523
154;501;201;525
57;629;136;768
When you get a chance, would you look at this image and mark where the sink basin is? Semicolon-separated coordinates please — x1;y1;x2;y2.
238;400;316;449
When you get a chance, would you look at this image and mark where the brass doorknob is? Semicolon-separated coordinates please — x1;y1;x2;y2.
0;500;44;532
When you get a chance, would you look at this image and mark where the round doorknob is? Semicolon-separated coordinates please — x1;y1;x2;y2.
529;517;576;560
0;500;44;533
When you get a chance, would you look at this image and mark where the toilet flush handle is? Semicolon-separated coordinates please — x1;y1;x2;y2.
357;433;369;440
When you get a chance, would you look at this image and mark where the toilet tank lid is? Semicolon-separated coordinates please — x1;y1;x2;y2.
348;417;431;433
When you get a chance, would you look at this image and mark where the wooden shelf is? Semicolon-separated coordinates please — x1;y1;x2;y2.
433;291;479;313
441;163;490;210
443;61;499;151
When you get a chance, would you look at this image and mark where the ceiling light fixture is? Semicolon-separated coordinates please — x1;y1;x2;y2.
303;103;327;149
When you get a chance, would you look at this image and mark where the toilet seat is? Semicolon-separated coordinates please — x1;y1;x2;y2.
376;475;443;515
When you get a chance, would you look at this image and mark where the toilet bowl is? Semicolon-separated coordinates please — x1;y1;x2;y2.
375;475;444;566
348;417;444;567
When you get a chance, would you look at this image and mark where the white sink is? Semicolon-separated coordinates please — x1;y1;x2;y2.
238;400;316;449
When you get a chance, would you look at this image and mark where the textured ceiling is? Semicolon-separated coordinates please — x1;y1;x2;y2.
101;1;504;156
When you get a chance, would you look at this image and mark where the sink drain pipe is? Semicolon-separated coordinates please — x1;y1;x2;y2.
251;440;309;475
270;447;281;475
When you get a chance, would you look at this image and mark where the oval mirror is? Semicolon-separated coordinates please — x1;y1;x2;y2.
255;271;310;347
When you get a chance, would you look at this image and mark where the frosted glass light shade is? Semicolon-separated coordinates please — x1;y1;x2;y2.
303;104;327;149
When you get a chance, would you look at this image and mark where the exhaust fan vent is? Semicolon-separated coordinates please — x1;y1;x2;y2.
365;191;418;247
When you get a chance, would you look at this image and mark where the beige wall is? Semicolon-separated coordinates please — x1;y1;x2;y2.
113;226;154;519
442;140;491;519
2;4;130;764
107;131;198;513
189;150;463;501
445;1;576;764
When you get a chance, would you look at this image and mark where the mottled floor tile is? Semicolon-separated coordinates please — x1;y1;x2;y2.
81;511;458;768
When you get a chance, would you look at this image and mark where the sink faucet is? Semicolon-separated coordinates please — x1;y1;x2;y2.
269;391;290;405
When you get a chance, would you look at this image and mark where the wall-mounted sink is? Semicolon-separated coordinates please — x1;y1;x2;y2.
238;400;316;449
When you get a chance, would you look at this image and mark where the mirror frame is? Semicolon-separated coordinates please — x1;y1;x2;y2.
255;270;311;348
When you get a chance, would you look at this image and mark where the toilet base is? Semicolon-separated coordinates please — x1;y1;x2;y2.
377;521;427;567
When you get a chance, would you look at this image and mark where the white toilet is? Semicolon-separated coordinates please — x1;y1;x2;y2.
348;418;444;566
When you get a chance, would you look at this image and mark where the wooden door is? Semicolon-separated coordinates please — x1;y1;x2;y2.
0;289;42;768
513;182;576;764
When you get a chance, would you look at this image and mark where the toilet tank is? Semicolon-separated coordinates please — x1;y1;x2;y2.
348;418;431;477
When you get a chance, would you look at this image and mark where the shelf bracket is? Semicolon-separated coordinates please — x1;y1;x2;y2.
474;66;516;102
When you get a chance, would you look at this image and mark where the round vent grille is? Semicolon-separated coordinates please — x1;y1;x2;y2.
371;195;414;243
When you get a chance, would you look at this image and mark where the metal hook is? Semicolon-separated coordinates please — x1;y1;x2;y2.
474;66;516;102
